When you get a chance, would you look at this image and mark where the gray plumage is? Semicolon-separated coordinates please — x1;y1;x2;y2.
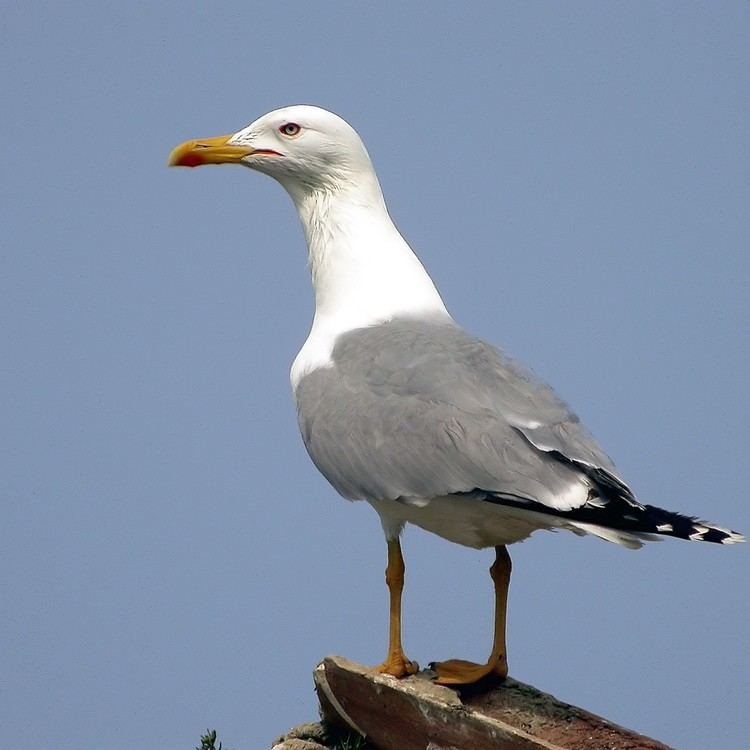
296;316;741;547
297;316;610;504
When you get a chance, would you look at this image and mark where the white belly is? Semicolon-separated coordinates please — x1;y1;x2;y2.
369;495;561;549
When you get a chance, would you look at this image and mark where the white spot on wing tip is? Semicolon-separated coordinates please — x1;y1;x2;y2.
688;520;745;544
656;523;673;532
722;532;746;545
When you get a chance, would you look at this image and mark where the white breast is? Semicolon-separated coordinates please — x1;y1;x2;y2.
288;188;451;392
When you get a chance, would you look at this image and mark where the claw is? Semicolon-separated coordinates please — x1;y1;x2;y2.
373;653;419;678
431;656;507;686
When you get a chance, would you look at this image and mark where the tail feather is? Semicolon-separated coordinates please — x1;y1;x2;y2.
637;504;744;545
480;490;744;546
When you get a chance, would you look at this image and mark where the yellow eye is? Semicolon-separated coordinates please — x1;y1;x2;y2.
280;122;301;137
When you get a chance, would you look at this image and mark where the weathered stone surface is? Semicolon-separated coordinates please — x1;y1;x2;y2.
313;655;673;750
271;740;329;750
273;723;330;745
272;719;370;750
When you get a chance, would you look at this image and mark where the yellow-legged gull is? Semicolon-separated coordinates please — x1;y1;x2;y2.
169;106;744;685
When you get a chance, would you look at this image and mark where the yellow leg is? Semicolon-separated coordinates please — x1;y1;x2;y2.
372;537;418;678
432;545;511;686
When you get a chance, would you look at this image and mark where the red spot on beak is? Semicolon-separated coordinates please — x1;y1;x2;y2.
177;152;205;168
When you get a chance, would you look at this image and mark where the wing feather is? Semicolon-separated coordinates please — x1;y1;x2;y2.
295;318;629;512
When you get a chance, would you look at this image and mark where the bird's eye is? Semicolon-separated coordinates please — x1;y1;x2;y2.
279;122;301;137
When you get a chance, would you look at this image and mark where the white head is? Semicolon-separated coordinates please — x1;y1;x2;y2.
169;104;450;387
169;105;379;199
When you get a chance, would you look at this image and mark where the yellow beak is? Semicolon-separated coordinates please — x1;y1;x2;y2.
168;134;256;167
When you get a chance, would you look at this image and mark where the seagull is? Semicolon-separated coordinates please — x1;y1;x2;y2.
169;105;744;685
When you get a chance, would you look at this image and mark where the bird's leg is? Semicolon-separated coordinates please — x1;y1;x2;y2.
372;537;418;678
432;545;511;686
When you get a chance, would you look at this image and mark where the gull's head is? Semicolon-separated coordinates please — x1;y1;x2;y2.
168;105;375;195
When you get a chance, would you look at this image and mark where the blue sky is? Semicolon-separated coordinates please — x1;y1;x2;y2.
2;2;748;748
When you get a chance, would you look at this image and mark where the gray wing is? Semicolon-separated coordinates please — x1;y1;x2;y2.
294;317;639;511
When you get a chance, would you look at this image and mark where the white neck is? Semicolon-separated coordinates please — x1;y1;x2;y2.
285;176;451;389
